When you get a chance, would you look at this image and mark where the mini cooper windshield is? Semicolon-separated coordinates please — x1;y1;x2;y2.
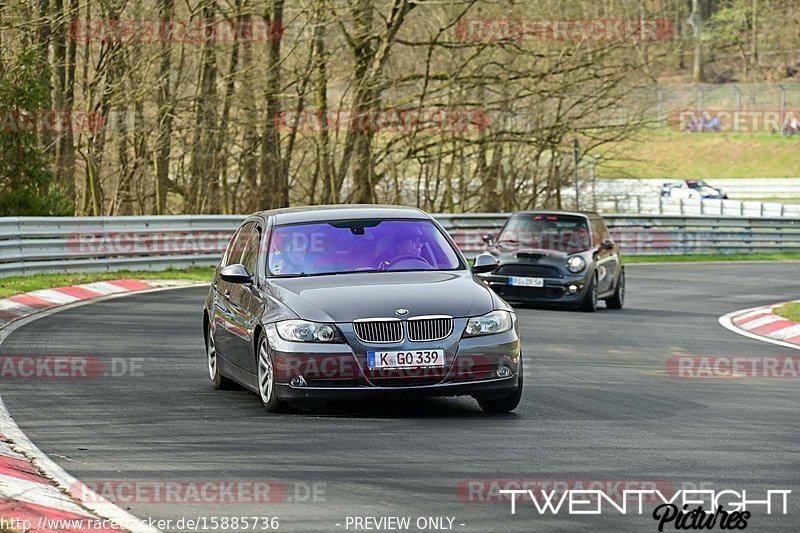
497;214;592;253
268;219;463;276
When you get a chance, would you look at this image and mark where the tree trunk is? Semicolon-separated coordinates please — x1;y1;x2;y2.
259;0;286;209
154;0;174;215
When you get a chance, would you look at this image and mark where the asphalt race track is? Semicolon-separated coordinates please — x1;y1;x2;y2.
1;263;799;532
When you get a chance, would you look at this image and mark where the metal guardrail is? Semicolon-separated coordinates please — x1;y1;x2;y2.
597;197;800;218
1;214;799;278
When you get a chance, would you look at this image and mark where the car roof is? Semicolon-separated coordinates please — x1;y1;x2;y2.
509;210;596;219
253;204;430;225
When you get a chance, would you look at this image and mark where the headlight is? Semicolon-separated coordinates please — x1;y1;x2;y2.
464;310;513;337
276;320;341;343
567;255;586;273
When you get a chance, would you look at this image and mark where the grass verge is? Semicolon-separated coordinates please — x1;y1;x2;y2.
624;253;800;263
0;267;214;299
601;130;800;179
774;302;800;322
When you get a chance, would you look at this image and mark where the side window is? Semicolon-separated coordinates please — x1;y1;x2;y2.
240;226;262;276
598;218;612;242
222;227;243;267
589;217;603;247
223;222;254;267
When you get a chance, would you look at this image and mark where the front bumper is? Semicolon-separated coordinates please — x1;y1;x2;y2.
276;374;519;401
477;272;591;305
264;322;521;401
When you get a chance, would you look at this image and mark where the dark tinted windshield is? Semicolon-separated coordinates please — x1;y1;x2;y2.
268;219;463;276
497;214;592;253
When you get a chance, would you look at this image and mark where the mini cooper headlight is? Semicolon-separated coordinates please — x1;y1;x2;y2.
464;310;513;337
567;255;586;273
276;320;341;343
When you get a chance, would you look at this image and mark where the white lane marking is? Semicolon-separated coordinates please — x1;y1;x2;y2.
79;281;128;295
0;283;204;533
0;472;91;517
719;305;800;352
0;441;29;462
27;289;83;305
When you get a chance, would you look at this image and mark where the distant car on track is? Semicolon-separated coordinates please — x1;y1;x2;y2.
475;211;624;312
660;179;728;200
203;205;523;413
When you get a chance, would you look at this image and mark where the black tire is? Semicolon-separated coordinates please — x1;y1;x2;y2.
207;323;236;390
256;333;290;413
476;359;524;414
579;273;598;312
605;268;625;310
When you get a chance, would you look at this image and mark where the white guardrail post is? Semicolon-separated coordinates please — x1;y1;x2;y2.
1;213;799;278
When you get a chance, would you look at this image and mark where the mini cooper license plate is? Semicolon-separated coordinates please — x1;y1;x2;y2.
367;350;444;369
509;276;544;287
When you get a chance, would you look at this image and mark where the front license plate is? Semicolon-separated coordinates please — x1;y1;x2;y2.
367;350;444;369
509;276;544;287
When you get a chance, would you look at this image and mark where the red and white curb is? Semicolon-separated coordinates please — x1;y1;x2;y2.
0;279;204;532
719;301;800;351
0;438;124;532
0;279;195;328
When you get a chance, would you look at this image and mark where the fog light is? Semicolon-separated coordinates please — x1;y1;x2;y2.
497;365;512;378
568;284;578;294
290;375;307;387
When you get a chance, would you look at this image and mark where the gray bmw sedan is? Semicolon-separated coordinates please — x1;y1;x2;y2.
203;205;522;413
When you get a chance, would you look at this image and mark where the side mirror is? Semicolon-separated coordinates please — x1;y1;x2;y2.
472;252;500;274
481;233;496;245
220;264;253;284
601;240;615;251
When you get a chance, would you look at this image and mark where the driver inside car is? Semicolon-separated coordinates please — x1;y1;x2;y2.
376;230;431;270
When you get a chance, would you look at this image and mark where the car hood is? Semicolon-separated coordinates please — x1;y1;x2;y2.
268;271;494;322
488;245;583;265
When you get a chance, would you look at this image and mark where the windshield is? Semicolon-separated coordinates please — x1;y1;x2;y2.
496;214;592;253
267;219;463;276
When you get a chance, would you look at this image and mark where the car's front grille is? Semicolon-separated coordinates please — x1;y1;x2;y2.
353;319;403;343
407;316;453;342
495;264;562;278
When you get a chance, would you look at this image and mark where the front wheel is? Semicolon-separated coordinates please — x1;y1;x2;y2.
579;273;598;312
257;334;289;413
476;359;523;414
207;324;235;390
605;268;625;309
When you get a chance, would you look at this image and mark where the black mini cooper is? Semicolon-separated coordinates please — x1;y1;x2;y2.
475;211;625;312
